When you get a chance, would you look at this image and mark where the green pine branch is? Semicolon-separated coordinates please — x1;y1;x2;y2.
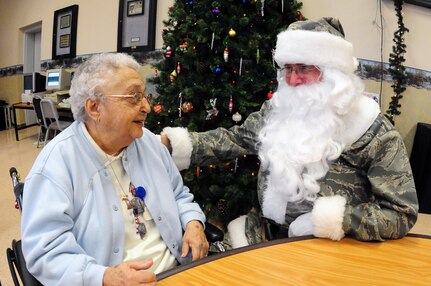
386;0;409;125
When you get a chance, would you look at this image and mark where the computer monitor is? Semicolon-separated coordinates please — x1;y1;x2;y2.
45;68;71;91
23;72;46;93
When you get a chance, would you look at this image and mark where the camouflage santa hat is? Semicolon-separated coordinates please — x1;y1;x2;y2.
274;17;358;74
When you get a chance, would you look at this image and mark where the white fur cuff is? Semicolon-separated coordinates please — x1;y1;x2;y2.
162;127;193;171
312;195;346;241
227;215;249;249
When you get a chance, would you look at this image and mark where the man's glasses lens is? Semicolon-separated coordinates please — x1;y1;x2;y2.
282;65;319;75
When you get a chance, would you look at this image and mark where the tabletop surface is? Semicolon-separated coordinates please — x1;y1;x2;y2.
13;102;71;111
157;234;431;285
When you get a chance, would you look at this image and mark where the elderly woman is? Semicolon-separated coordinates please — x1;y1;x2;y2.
21;53;208;286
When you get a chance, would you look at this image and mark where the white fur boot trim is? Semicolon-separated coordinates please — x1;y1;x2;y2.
312;195;346;241
227;215;249;249
162;127;193;171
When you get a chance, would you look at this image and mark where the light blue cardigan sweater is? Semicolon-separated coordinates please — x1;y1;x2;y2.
21;121;205;285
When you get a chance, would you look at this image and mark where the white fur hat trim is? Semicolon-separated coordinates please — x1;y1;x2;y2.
274;30;357;74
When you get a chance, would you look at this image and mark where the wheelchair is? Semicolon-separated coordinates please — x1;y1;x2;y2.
6;167;224;286
6;168;43;286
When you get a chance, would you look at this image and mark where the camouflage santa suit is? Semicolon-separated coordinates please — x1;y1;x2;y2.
187;100;418;242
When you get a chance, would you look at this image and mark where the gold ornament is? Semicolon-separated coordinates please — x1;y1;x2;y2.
232;112;242;122
170;70;177;82
182;101;193;113
228;28;237;37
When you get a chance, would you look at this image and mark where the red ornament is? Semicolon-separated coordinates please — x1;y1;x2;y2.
224;48;229;62
297;11;303;21
177;62;181;74
153;104;163;114
166;46;172;58
267;91;274;99
229;96;233;113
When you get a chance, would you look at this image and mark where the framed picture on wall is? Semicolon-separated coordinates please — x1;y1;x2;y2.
59;34;71;48
60;15;71;29
52;5;79;60
118;0;157;53
127;0;144;16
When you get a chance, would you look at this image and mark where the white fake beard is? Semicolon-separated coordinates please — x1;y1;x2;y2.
258;68;362;223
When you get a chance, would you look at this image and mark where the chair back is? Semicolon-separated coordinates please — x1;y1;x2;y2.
40;99;63;130
32;96;47;128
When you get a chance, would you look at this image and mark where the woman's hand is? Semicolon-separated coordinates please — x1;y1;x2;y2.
103;260;156;286
181;220;209;261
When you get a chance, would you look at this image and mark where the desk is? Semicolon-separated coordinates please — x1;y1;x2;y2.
157;234;431;285
12;102;71;141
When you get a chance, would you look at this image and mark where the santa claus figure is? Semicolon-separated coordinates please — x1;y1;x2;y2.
160;17;418;248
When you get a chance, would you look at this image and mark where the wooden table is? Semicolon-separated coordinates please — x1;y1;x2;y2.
12;102;71;141
157;234;431;285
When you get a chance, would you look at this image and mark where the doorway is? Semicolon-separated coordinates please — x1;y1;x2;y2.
22;22;43;125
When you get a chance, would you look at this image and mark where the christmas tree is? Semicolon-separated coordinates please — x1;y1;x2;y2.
146;0;304;229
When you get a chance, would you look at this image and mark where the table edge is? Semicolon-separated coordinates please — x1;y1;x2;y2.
157;233;431;280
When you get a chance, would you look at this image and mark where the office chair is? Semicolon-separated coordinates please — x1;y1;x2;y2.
40;99;72;146
7;167;224;285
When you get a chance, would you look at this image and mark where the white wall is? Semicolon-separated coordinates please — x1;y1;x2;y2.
301;0;431;70
0;0;174;67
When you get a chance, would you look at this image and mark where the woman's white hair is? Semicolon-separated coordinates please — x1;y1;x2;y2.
69;53;140;122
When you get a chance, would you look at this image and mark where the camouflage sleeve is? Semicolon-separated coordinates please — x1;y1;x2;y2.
343;124;418;241
188;100;271;166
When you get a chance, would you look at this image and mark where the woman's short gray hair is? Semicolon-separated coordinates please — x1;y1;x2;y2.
70;53;140;122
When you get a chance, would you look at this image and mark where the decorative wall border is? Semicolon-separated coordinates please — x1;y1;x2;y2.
357;58;431;90
0;50;164;78
0;65;23;77
1;55;430;91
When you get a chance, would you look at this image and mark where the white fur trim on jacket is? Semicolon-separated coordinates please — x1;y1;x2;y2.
162;127;193;171
341;95;380;147
274;30;357;74
312;195;346;241
227;215;249;248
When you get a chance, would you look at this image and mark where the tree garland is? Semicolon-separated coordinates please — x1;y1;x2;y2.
386;0;409;125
